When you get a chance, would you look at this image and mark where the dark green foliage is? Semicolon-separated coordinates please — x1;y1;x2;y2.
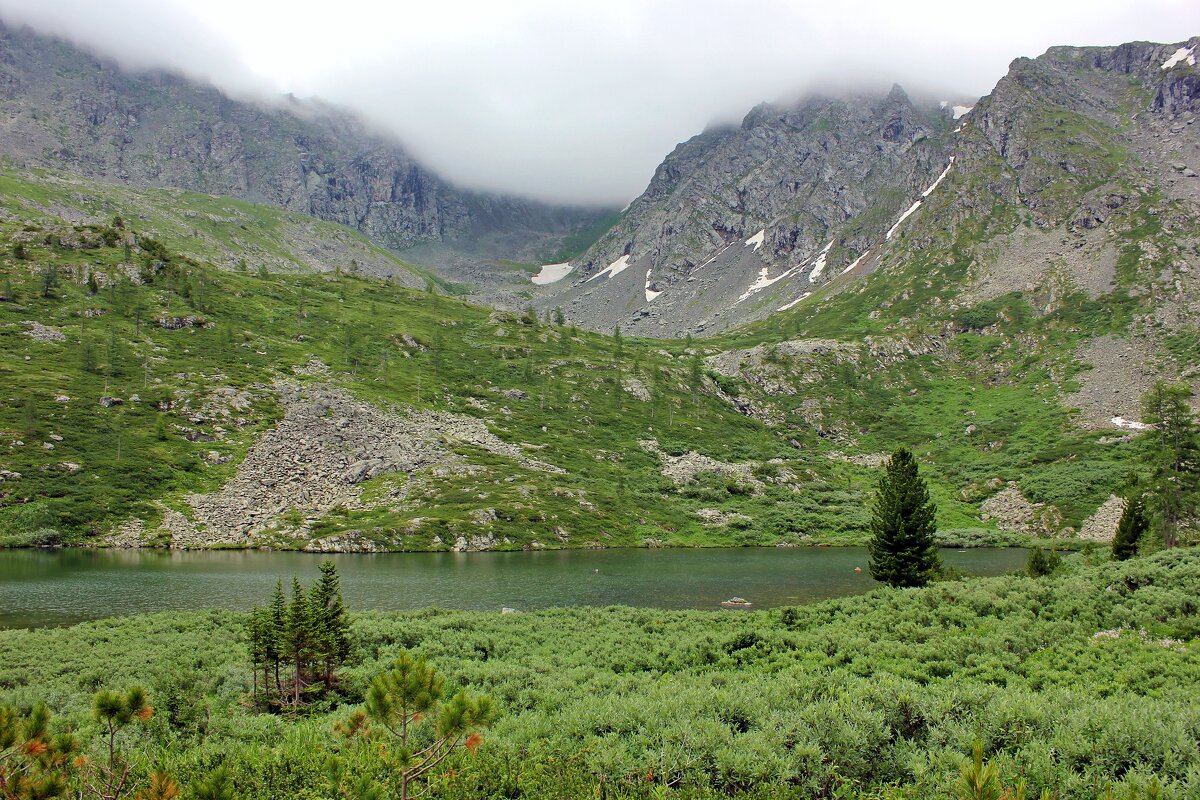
1141;382;1200;547
868;448;942;587
1113;493;1148;561
1026;546;1062;577
248;563;352;711
12;242;26;261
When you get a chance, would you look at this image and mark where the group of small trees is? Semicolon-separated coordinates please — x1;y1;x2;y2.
247;561;351;710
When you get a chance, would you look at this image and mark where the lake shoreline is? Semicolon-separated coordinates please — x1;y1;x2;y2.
2;528;1048;554
0;545;1032;629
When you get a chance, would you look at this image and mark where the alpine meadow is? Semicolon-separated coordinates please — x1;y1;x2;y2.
1;5;1200;800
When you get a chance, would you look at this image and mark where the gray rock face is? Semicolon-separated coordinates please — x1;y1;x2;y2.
541;86;957;335
0;21;609;261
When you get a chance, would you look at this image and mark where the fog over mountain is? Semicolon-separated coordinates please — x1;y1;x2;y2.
1;0;1198;204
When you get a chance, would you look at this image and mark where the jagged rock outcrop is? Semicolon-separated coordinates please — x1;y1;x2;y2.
538;86;957;335
0;20;609;265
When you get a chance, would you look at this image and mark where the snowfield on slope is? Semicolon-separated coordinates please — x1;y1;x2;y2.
1161;45;1196;69
886;158;954;240
532;262;573;285
586;254;632;282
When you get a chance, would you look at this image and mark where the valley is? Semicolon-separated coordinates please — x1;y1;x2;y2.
0;12;1199;800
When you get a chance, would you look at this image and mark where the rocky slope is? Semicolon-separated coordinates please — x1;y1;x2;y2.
534;86;959;335
0;19;611;279
535;37;1200;341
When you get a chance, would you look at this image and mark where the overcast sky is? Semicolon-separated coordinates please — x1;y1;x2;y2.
1;1;1198;205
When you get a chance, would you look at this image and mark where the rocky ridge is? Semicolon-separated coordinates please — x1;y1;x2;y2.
0;20;610;274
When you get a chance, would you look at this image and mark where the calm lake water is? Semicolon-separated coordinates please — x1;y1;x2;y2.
0;547;1029;629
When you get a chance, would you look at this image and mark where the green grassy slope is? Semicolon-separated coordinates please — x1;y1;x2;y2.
0;128;1186;550
0;175;868;549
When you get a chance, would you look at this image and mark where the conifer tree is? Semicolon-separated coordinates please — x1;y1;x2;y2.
1141;381;1199;547
269;580;287;697
868;448;941;588
310;560;351;688
0;272;12;302
87;686;154;800
284;578;314;707
360;653;496;800
40;264;58;298
190;766;235;800
1112;492;1148;561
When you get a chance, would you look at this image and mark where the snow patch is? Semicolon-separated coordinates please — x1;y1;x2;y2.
586;254;632;282
744;229;766;251
952;105;973;119
736;265;797;303
779;292;811;312
922;156;955;197
886;158;954;240
841;251;868;275
693;243;732;274
808;240;834;282
1161;45;1196;70
644;268;662;302
531;262;573;285
1111;416;1152;431
886;200;923;240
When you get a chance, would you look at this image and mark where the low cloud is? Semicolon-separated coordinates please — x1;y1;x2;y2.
2;0;1197;204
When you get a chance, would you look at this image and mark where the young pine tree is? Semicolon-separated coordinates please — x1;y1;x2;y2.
1112;492;1148;561
867;448;941;588
360;653;495;800
89;686;155;800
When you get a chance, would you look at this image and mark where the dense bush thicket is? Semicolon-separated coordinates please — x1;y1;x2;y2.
0;550;1197;798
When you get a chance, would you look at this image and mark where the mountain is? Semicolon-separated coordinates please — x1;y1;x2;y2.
1;35;1200;553
535;37;1200;341
0;19;612;282
533;85;960;335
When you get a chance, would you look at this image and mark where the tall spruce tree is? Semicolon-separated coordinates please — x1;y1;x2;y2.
1112;492;1148;561
309;560;351;689
284;578;315;707
868;448;941;588
1141;381;1199;547
269;580;287;697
